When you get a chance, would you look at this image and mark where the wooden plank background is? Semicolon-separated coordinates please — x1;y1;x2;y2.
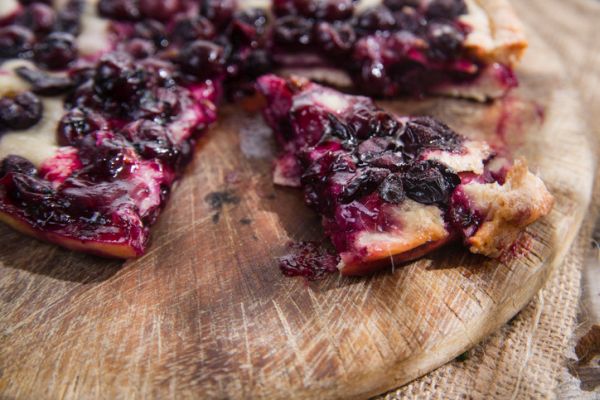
0;0;598;398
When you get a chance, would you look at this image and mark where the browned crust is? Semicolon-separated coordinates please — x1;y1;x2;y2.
0;209;139;258
465;159;554;257
462;0;528;66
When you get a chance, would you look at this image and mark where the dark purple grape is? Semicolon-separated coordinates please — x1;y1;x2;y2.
273;15;313;46
319;0;355;20
402;160;460;205
56;107;107;146
15;66;74;96
122;120;177;163
402;116;463;154
339;167;389;203
97;0;141;20
321;113;356;147
384;0;422;10
425;0;467;19
16;3;56;35
178;40;225;81
313;21;356;55
9;173;54;206
378;173;405;203
18;0;52;4
0;26;34;59
0;92;42;130
330;152;357;173
33;32;77;70
0;155;37;178
394;7;424;32
93;52;145;102
230;8;269;45
134;20;169;48
234;49;273;78
426;22;465;60
273;0;354;20
356;6;396;33
124;38;156;58
201;0;235;28
357;61;395;97
171;15;215;43
366;150;404;170
134;87;181;123
139;0;180;21
368;111;401;137
138;58;176;88
78;134;131;181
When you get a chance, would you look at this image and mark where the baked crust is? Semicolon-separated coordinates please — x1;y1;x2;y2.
278;0;529;100
463;159;554;256
461;0;528;66
0;210;140;258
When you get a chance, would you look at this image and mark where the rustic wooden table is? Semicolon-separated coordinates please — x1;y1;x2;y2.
0;0;598;399
519;0;600;394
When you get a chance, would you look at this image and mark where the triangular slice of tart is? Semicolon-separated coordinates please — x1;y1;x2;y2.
257;74;553;275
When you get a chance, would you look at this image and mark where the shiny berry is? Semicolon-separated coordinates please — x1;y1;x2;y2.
425;0;467;19
230;8;269;44
273;16;313;46
379;173;405;204
426;22;465;60
356;6;396;33
313;21;356;55
178;40;225;81
0;92;43;131
384;0;422;10
93;52;145;102
139;0;180;21
97;0;141;20
201;0;235;27
134;20;169;48
402;116;463;154
57;107;108;146
33;32;77;70
274;0;354;20
0;155;37;178
339;168;389;203
394;7;424;32
402;160;460;205
78;135;132;181
0;26;34;59
15;66;74;96
122;120;177;163
9;173;54;206
171;15;215;43
17;3;56;35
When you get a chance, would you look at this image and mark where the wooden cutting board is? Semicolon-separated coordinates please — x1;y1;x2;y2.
0;4;596;400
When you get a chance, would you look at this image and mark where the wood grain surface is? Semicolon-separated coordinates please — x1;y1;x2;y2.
0;1;597;399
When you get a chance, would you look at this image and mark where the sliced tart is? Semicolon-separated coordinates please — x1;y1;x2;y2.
257;74;553;275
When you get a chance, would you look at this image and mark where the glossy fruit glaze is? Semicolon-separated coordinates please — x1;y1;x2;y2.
0;0;514;258
0;0;221;256
257;74;504;263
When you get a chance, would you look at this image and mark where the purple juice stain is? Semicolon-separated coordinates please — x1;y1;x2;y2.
278;241;340;281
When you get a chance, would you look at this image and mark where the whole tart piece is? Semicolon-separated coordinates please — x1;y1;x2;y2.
257;74;553;275
266;0;528;100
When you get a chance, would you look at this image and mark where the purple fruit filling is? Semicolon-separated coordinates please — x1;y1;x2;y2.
257;74;505;260
0;0;519;259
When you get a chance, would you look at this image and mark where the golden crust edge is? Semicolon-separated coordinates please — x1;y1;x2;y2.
465;159;555;257
463;0;529;66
